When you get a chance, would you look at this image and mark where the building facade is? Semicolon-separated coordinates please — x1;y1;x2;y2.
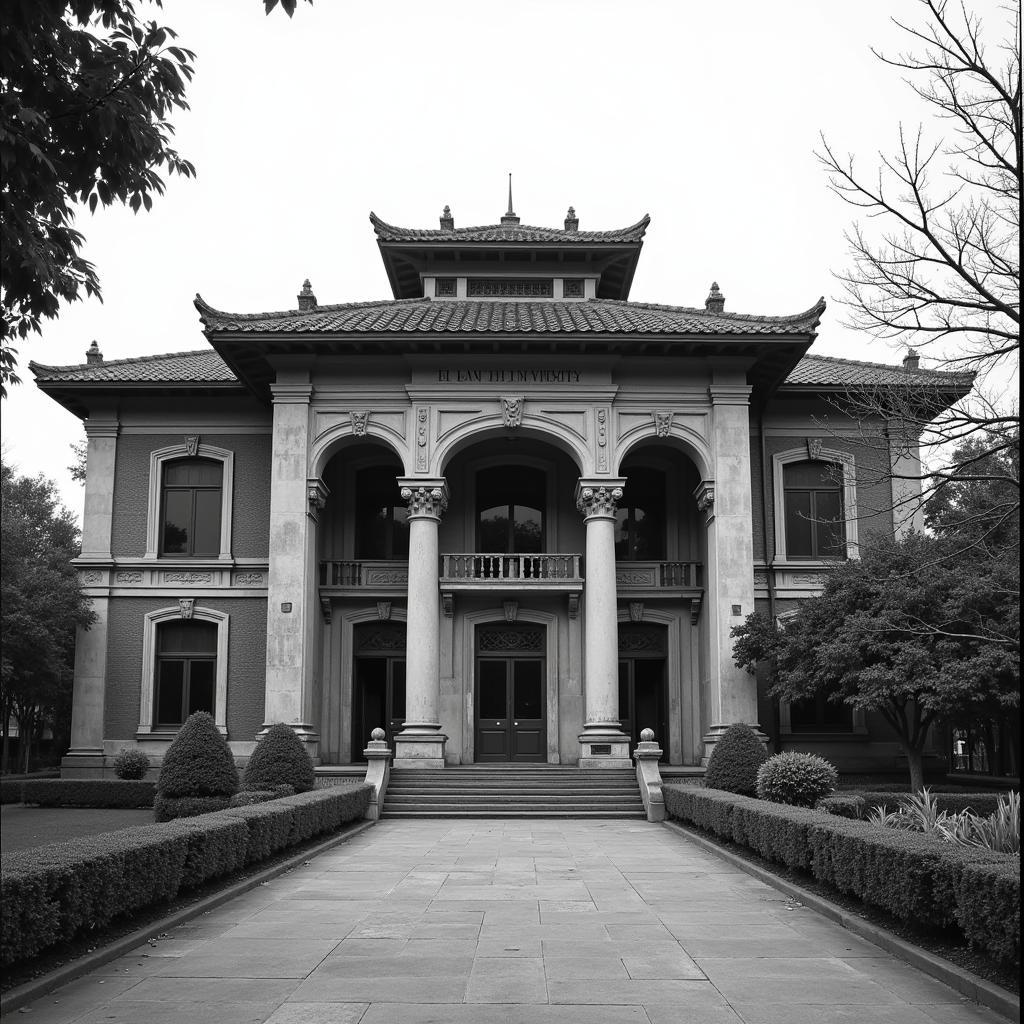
32;202;970;776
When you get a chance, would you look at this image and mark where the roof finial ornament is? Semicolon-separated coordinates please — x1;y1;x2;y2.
440;204;454;231
564;205;579;232
902;347;920;371
86;340;103;364
298;278;318;312
501;172;520;227
705;281;725;314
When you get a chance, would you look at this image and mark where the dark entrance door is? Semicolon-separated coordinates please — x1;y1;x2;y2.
475;624;546;762
352;623;406;760
618;623;668;759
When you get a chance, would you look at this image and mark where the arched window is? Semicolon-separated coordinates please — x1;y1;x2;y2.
355;466;409;559
615;467;665;560
160;458;223;556
477;466;544;553
154;620;217;727
783;461;846;559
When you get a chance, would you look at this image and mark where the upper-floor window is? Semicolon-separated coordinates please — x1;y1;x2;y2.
783;461;846;559
615;467;665;560
477;466;544;553
161;458;223;557
154;620;216;727
787;693;854;733
355;466;409;559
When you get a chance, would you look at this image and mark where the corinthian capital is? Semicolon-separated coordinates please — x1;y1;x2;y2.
575;477;626;519
398;477;449;519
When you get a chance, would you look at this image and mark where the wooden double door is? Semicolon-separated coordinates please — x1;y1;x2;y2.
475;624;546;762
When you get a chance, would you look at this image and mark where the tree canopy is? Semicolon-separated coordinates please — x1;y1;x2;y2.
0;461;95;770
0;0;310;395
733;532;1019;790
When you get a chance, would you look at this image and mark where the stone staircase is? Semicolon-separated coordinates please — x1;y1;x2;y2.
382;765;645;819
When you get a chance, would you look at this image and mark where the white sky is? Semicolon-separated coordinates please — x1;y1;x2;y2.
1;0;1010;517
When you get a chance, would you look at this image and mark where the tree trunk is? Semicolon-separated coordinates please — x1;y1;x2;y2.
904;744;925;792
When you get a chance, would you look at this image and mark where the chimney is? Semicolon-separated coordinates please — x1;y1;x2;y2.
705;282;725;313
298;278;317;312
564;206;579;233
86;340;103;364
902;348;920;371
439;205;454;231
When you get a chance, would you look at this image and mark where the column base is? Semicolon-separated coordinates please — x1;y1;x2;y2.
61;748;107;779
578;724;631;768
700;722;768;766
257;722;321;765
393;728;448;769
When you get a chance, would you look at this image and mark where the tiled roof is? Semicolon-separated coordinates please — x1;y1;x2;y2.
194;295;827;336
784;353;973;389
30;349;237;384
370;212;651;244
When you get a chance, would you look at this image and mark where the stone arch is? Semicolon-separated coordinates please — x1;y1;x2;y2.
310;424;410;480
434;416;588;477
613;424;712;480
461;607;561;765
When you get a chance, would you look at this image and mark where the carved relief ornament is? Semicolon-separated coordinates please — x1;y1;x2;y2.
401;484;448;518
806;438;823;460
500;396;524;429
576;485;623;519
178;598;195;620
694;481;715;521
351;411;369;437
184;435;200;456
652;411;674;438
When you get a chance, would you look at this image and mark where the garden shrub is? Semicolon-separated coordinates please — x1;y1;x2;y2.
1;785;372;966
0;780;24;805
20;779;155;808
243;723;315;793
756;751;838;807
154;794;232;822
662;784;1019;967
817;794;865;819
113;747;151;780
156;710;239;803
229;790;278;807
703;723;767;796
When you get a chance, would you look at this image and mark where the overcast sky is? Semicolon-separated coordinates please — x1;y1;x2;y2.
1;0;1009;516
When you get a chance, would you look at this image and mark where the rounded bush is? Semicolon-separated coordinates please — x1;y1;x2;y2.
243;723;315;793
113;747;150;780
756;751;839;807
156;711;239;799
703;723;767;796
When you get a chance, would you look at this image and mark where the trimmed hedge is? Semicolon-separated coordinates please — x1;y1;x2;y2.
18;780;156;809
243;723;316;793
1;784;371;966
1;780;25;804
818;791;1007;820
664;785;1019;967
154;794;231;821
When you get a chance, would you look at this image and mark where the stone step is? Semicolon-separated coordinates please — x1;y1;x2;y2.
383;809;647;819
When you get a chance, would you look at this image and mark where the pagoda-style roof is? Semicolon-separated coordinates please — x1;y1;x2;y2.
370;210;650;301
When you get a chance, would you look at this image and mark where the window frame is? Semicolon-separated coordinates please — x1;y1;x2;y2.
138;606;229;735
159;458;225;558
772;447;858;563
145;443;234;560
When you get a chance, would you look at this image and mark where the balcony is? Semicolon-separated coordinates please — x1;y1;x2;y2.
615;560;703;595
440;553;583;593
319;560;408;593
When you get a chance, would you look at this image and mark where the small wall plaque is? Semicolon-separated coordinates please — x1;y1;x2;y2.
590;744;612;756
281;602;293;613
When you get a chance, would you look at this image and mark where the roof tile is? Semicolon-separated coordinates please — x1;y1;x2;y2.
30;349;235;384
370;212;650;244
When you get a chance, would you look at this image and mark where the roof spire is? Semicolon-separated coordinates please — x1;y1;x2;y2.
500;172;520;227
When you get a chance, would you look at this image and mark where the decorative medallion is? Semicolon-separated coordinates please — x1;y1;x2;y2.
653;411;674;438
596;409;608;470
416;408;428;470
500;396;524;429
178;598;195;620
114;571;143;584
629;601;645;623
576;484;623;519
163;571;213;584
184;435;200;457
503;600;519;624
351;411;369;437
376;601;392;621
234;571;265;586
401;485;447;518
806;438;823;460
80;570;103;584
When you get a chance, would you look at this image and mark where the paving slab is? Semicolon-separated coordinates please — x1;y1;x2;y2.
5;818;1008;1024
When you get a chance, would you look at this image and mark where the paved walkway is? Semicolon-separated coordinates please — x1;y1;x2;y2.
4;820;1004;1024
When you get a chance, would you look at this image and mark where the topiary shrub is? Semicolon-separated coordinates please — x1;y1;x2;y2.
703;723;767;796
154;794;232;822
156;711;239;821
756;751;839;807
243;723;315;794
113;747;151;780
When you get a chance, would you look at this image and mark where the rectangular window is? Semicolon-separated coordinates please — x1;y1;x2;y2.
160;458;223;557
467;278;554;298
155;620;217;727
783;461;846;559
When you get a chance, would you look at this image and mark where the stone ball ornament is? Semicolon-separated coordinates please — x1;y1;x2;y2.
640;728;655;743
371;727;386;741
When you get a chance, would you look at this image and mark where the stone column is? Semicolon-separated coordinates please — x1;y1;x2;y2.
393;478;448;768
64;412;119;776
701;381;762;761
576;478;631;767
263;377;319;756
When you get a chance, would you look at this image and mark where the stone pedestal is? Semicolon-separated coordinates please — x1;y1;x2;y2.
363;728;393;820
393;479;449;769
576;479;631;768
634;728;666;822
